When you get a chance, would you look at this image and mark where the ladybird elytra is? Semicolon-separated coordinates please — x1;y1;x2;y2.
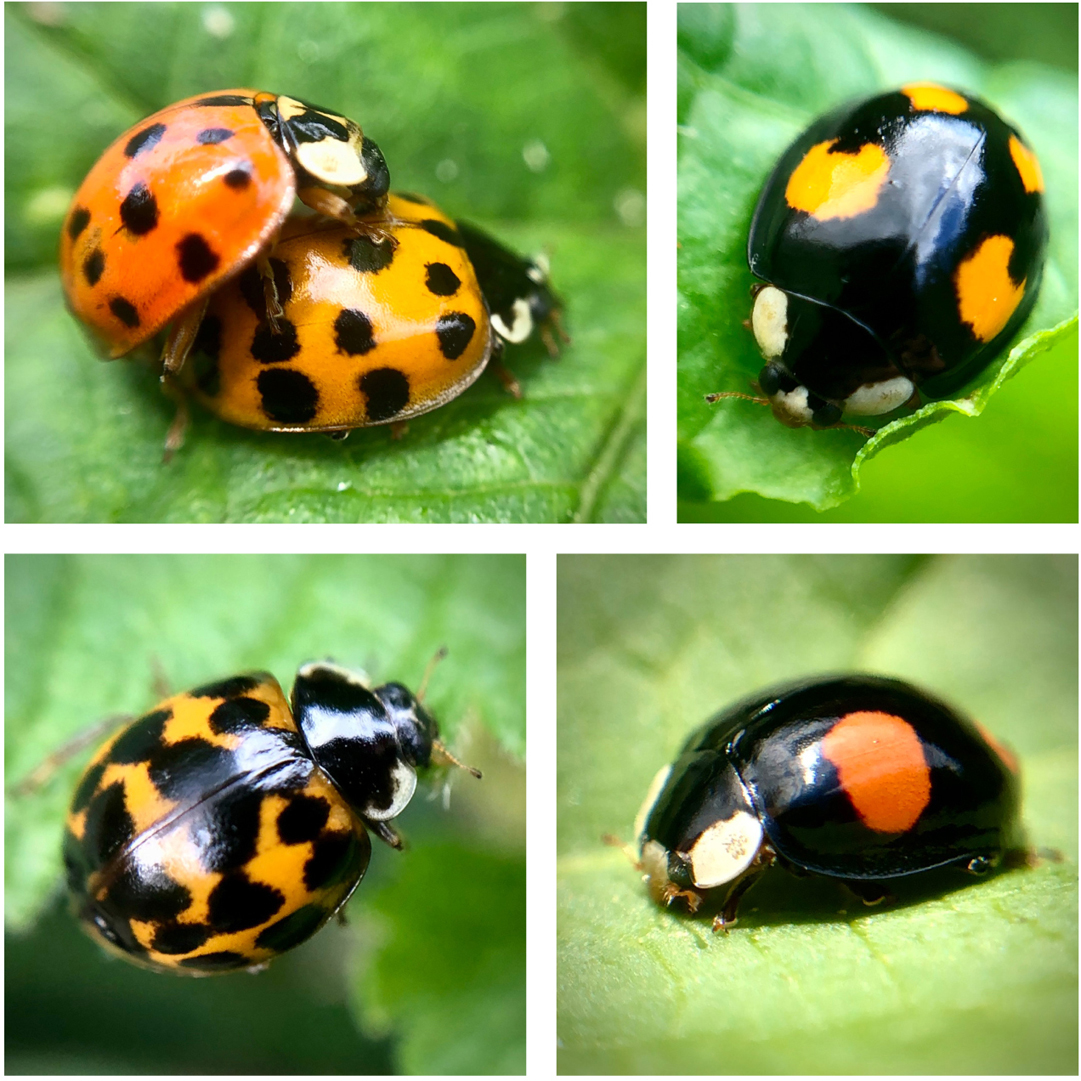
63;661;475;974
636;675;1021;931
711;83;1048;431
182;193;495;433
59;89;390;364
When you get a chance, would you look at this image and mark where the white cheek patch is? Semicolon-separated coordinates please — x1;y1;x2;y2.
752;285;789;359
634;764;672;842
295;139;368;187
492;298;534;344
364;759;417;821
843;375;915;416
769;384;815;426
688;810;764;888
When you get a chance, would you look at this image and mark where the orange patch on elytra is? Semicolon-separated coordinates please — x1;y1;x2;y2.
954;235;1025;343
901;83;968;115
1009;134;1044;194
821;711;931;833
785;140;890;220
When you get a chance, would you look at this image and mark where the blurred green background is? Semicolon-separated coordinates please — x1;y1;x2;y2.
558;554;1077;1073
678;3;1078;521
6;554;525;1074
5;1;646;523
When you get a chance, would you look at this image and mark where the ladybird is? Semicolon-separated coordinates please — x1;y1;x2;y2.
636;674;1020;931
180;193;562;438
59;89;390;372
63;661;478;975
708;83;1047;430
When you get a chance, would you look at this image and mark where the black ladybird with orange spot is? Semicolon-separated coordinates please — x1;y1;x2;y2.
63;661;478;974
635;675;1020;930
710;83;1047;429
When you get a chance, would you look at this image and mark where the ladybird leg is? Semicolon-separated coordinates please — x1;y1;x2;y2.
842;879;894;907
369;820;405;850
712;845;776;933
488;340;522;398
11;714;133;796
389;421;410;440
256;254;284;331
160;373;190;463
540;309;571;357
297;188;399;248
160;296;210;376
324;430;351;442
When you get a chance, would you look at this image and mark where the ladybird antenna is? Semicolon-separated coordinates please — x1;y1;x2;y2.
432;739;482;779
705;390;769;406
417;646;448;703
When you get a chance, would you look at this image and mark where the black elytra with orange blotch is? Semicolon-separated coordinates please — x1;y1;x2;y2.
636;675;1020;930
726;83;1047;430
63;661;477;974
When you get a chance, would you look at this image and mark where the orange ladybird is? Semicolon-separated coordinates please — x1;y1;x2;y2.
59;89;389;370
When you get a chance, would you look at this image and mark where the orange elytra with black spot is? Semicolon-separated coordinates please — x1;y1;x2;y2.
730;83;1047;432
181;193;498;433
636;675;1021;931
59;89;390;362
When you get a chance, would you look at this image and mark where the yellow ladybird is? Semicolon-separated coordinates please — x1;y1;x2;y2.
182;193;495;433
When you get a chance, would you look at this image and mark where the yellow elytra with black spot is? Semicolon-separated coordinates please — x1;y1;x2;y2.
64;662;461;975
736;83;1047;430
183;193;495;433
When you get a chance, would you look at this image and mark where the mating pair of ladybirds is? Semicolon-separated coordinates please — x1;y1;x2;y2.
59;90;562;450
707;82;1048;433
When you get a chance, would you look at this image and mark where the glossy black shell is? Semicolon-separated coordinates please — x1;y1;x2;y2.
642;675;1019;881
748;87;1047;401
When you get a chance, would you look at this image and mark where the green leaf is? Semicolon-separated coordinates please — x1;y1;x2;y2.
678;4;1078;513
558;554;1078;1074
5;2;645;523
5;554;524;1073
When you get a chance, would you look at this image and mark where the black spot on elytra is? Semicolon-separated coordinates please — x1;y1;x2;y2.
208;873;285;932
257;368;319;424
83;248;105;287
305;831;363;891
68;205;91;241
152;921;213;954
208;695;272;734
359;367;410;421
125;123;166;158
147;738;237;802
70;761;107;814
394;191;433;206
224;163;253;190
420;218;462;246
344;234;395;273
190;673;265;700
436;312;476;360
238;260;292;317
107;708;172;765
119;182;159;235
107;862;192;922
255;903;329;953
176;233;220;283
197;127;234;145
83;781;134;867
425;261;461;297
277;793;332;845
195;94;251;108
177;950;250;971
334;309;376;355
109;296;140;328
251;319;300;364
191;787;265;873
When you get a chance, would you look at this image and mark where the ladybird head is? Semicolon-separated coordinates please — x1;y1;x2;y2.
270;95;390;212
